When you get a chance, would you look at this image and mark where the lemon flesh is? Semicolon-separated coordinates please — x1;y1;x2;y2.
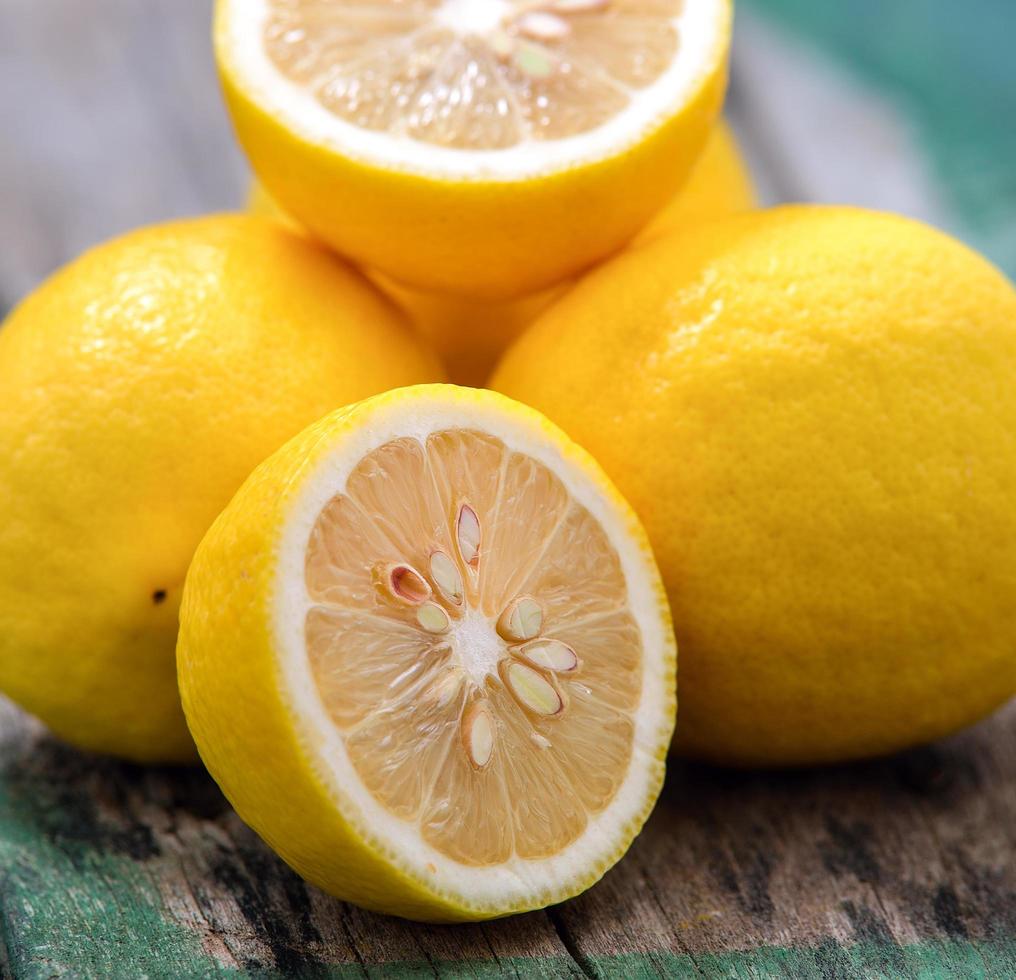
0;215;440;762
264;0;695;154
216;0;731;298
178;385;675;919
493;205;1016;766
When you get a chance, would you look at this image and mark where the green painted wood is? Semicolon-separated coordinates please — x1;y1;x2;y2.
585;940;1016;979
3;696;1016;977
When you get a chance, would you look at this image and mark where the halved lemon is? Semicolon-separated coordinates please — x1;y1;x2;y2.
178;385;675;920
215;0;731;298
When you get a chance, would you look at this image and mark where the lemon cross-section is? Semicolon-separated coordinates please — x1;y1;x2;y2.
305;428;643;865
215;0;730;297
178;385;676;921
264;0;686;151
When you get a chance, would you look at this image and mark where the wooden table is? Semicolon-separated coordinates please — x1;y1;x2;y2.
4;696;1016;977
2;3;1015;976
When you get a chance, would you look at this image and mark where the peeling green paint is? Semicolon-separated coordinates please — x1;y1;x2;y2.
2;749;1013;977
0;764;233;978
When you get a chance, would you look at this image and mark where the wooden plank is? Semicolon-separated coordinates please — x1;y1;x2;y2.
4;693;1016;977
738;0;1016;281
0;699;584;978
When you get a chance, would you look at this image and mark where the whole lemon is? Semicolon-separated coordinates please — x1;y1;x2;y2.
248;121;756;386
493;206;1016;766
0;215;441;762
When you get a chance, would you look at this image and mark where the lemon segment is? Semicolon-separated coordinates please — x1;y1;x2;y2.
178;384;675;919
217;0;731;298
493;206;1016;766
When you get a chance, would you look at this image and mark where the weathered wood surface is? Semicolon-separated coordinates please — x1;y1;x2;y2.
4;696;1016;977
3;2;1016;977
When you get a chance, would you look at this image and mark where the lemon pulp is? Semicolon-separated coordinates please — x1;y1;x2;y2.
304;427;642;865
264;0;686;151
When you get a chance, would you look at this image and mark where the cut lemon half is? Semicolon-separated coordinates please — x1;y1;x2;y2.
215;0;731;298
178;385;675;920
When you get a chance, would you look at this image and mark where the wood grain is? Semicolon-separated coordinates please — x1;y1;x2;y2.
3;695;1016;977
2;3;1015;978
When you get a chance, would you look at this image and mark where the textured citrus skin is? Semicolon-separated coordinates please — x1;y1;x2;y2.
367;277;566;387
216;0;731;300
635;120;756;242
493;206;1016;766
0;215;441;763
177;385;676;921
249;121;754;385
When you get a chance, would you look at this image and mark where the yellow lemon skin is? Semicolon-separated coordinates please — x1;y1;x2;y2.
178;384;675;921
249;121;755;385
217;0;731;301
0;215;441;763
377;121;757;384
635;119;756;242
493;205;1016;767
368;275;564;387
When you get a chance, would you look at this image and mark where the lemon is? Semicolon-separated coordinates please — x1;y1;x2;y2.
217;0;731;299
178;384;675;920
635;118;755;240
493;205;1016;766
249;120;755;384
372;276;562;386
0;215;440;763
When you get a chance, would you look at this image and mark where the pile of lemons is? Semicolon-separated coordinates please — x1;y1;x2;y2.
2;0;1016;922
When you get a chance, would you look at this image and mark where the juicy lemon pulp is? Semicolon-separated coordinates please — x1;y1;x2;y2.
264;0;684;150
304;428;642;865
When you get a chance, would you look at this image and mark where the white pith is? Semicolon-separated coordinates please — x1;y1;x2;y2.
218;0;728;180
451;607;505;686
436;0;513;35
273;390;673;909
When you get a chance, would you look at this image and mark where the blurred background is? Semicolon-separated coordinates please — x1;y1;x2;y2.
1;0;1014;310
